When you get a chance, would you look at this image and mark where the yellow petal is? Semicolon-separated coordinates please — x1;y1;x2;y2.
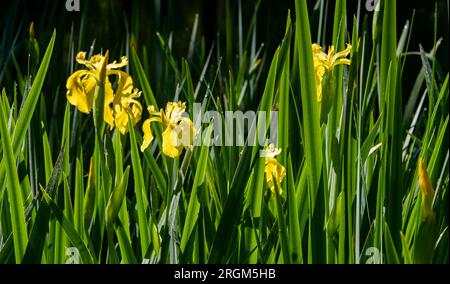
113;105;128;135
103;77;115;129
314;65;325;102
110;70;134;98
147;105;160;116
76;52;104;71
327;45;336;60
128;97;143;125
333;44;352;62
66;70;96;113
164;102;176;121
75;51;88;65
107;56;128;70
140;117;161;152
264;158;286;194
165;101;187;123
162;125;183;158
140;105;162;151
333;58;351;66
113;98;143;135
329;44;352;69
312;43;323;54
418;158;435;220
105;70;143;133
312;44;327;62
312;44;327;103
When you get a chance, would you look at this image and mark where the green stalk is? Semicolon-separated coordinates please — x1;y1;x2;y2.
294;0;323;214
274;182;290;264
0;94;28;263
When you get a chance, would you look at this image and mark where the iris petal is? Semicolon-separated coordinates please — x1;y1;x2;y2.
264;158;286;194
104;78;115;128
107;56;129;70
66;70;96;113
162;125;183;158
140;117;162;152
262;145;285;194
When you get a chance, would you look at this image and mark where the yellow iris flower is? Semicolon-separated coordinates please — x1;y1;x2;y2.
418;159;436;220
312;43;352;103
66;51;142;134
263;144;286;194
140;102;195;159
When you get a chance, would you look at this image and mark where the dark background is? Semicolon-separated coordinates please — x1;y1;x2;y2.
2;1;447;54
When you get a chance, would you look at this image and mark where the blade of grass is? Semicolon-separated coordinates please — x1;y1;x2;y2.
287;155;302;263
22;147;65;263
74;158;84;236
0;30;56;194
380;0;401;249
0;92;28;263
294;0;323;214
130;47;167;172
180;123;213;253
273;180;290;264
106;166;130;230
128;116;151;258
41;187;94;264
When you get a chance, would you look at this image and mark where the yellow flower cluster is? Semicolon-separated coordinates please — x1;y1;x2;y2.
65;53;201;160
263;144;286;194
66;51;142;134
